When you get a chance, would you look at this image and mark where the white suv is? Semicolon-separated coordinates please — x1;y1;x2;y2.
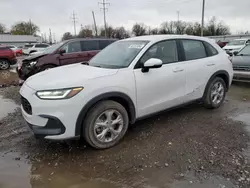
22;43;50;55
20;35;233;149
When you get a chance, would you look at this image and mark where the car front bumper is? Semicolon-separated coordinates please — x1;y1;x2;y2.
233;70;250;82
20;83;83;140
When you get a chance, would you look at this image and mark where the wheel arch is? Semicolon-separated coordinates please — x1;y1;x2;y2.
75;92;136;137
203;70;230;98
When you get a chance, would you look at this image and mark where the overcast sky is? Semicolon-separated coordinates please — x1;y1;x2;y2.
1;0;250;41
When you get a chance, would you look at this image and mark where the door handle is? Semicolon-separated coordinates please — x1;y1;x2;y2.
173;68;184;73
207;63;215;66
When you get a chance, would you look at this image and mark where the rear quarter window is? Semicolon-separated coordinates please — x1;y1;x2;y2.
203;41;219;56
182;39;207;61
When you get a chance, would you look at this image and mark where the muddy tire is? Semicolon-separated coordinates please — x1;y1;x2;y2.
40;64;56;72
203;77;226;109
0;59;10;70
83;100;129;149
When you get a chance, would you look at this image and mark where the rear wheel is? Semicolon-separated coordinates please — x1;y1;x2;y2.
203;77;226;109
83;100;129;149
0;59;10;70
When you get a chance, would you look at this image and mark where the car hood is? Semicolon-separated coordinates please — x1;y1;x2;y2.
25;63;118;90
232;55;250;66
223;45;244;50
23;53;47;61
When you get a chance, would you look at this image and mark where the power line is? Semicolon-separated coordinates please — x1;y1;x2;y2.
98;0;110;37
71;11;77;36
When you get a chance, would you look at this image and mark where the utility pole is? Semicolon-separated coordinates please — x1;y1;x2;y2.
99;0;110;37
201;0;205;36
49;28;52;44
177;11;180;22
177;11;180;34
53;33;56;43
92;11;98;37
71;11;77;36
29;19;32;35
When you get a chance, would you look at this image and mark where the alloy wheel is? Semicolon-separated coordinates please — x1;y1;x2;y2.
94;109;124;143
211;81;225;105
0;60;9;70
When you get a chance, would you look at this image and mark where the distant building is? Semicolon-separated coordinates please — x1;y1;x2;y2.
0;34;42;46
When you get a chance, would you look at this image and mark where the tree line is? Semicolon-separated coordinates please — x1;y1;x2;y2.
62;17;232;41
0;21;39;35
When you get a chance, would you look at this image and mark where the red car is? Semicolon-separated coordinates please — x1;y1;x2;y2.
17;38;117;80
7;45;23;56
0;46;17;70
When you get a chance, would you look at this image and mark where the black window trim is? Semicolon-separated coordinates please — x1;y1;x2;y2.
180;39;208;61
134;39;184;69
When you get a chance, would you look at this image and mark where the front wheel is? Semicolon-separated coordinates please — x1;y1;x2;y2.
83;100;129;149
203;77;226;109
0;59;10;70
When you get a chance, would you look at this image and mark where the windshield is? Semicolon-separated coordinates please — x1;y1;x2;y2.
238;45;250;56
89;40;149;68
43;42;64;54
227;40;246;46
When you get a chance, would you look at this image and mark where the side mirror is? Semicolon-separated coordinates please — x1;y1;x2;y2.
233;51;238;56
142;58;163;73
59;49;66;55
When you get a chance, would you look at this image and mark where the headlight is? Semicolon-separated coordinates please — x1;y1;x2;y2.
36;87;83;99
29;61;37;66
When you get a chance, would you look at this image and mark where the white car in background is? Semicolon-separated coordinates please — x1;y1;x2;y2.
223;39;250;55
20;35;233;149
22;43;50;55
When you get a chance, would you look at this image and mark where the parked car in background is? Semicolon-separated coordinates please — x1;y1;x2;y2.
217;41;228;48
231;44;250;82
20;35;233;149
22;43;50;55
17;38;117;81
0;46;17;70
7;45;23;56
223;39;250;55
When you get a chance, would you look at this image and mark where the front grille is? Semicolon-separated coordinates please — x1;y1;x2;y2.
21;96;32;115
233;66;250;71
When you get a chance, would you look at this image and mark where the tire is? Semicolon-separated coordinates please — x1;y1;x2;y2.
83;100;129;149
203;77;226;109
0;59;10;70
40;64;56;72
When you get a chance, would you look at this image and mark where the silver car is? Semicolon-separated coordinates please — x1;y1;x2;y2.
232;45;250;82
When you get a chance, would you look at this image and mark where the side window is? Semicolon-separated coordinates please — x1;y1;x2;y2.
140;40;178;65
35;44;49;48
81;40;99;51
182;40;207;60
61;41;81;53
203;42;218;56
99;40;112;50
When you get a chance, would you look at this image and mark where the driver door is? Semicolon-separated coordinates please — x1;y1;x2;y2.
133;40;186;118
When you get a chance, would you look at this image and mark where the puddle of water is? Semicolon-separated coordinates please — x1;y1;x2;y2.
231;113;250;133
0;151;125;188
0;152;31;188
170;172;236;188
0;95;18;120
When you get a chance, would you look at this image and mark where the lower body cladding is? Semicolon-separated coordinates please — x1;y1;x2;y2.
20;83;84;140
233;71;250;82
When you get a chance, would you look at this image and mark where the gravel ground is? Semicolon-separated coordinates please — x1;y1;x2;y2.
1;84;250;188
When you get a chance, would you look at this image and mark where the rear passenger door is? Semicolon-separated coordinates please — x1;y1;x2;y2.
80;40;99;62
180;39;218;101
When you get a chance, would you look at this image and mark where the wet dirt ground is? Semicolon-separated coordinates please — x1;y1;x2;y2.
1;83;250;188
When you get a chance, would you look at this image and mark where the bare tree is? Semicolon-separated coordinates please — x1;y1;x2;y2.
78;25;93;38
132;23;147;36
0;23;6;34
62;32;73;41
112;27;130;39
159;21;175;34
205;17;230;36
